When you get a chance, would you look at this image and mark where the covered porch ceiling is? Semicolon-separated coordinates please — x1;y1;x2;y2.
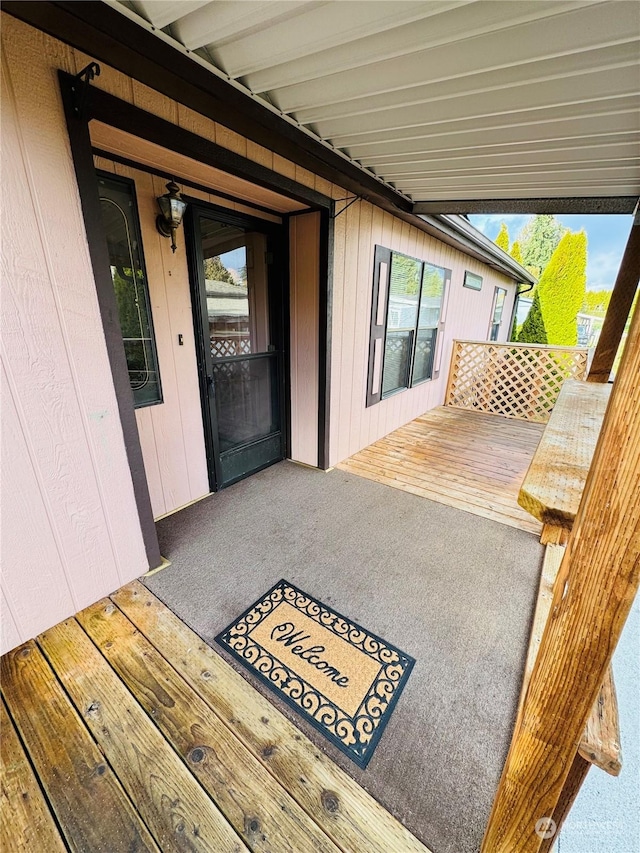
116;0;640;210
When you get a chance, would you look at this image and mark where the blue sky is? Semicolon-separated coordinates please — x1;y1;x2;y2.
468;213;634;291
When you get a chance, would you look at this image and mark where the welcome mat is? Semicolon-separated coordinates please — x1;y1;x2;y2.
216;580;414;767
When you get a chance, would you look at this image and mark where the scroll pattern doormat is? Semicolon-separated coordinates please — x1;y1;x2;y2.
216;580;414;767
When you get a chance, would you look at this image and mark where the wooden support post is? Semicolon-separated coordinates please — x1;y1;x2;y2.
587;211;640;383
482;279;640;852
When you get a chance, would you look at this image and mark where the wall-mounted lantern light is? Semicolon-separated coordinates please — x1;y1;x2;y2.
156;181;187;252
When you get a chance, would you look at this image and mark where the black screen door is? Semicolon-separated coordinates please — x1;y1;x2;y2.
187;205;286;489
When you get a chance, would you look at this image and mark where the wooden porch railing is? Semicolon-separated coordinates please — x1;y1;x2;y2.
445;340;589;423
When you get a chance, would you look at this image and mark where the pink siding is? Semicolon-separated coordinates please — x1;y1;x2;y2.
1;16;522;654
290;213;320;467
328;199;517;467
95;159;211;519
1;16;148;652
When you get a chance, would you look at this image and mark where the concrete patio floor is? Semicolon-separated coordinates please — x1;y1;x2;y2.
147;460;544;853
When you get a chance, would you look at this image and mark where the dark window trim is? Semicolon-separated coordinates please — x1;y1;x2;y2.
97;169;163;409
58;70;161;569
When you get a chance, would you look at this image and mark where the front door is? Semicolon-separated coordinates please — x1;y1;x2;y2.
187;204;287;489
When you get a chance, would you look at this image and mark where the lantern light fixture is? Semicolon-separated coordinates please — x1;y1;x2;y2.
156;180;187;252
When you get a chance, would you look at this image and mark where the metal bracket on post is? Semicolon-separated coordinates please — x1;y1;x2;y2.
331;195;360;219
70;62;101;118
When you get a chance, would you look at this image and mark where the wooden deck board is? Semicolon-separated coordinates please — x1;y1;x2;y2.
77;597;341;853
338;407;544;534
1;584;432;853
1;641;159;853
0;697;67;853
518;381;612;527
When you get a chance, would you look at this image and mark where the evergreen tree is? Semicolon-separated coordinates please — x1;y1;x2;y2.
518;289;547;344
495;222;510;252
510;240;524;265
204;255;235;284
518;215;567;277
582;289;612;317
537;231;587;346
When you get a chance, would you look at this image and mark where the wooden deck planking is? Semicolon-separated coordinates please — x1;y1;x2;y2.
338;407;544;534
1;642;159;852
0;697;67;853
1;582;432;853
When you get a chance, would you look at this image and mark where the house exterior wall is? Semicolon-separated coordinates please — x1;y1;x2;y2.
0;14;519;651
1;17;148;652
94;157;211;519
328;201;517;466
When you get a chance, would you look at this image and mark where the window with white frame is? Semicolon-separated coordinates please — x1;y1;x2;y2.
489;287;507;341
367;246;450;407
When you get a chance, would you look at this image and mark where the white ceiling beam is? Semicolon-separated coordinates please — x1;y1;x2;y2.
341;107;640;155
292;43;639;124
378;152;640;180
131;0;212;29
172;0;317;51
312;69;638;140
245;0;591;94
399;172;640;191
207;1;464;80
272;5;638;113
355;133;640;167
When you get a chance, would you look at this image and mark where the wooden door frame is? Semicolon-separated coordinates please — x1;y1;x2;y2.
184;199;291;492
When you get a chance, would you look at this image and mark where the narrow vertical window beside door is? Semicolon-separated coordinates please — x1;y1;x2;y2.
98;173;162;407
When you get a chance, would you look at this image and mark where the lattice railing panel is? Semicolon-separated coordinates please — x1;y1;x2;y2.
445;340;589;422
210;336;252;358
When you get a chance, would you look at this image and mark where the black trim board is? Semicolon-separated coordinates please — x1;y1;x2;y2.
81;81;331;212
58;71;161;569
4;1;410;214
318;208;333;470
414;198;639;215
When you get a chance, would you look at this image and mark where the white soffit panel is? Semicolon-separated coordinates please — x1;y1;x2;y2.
121;0;640;202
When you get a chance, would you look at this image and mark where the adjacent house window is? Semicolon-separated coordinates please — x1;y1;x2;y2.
489;287;507;341
463;271;483;291
98;173;162;407
367;246;450;407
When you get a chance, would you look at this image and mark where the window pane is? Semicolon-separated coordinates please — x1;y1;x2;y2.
98;176;161;407
418;264;446;328
382;330;413;395
412;328;438;384
201;218;271;358
493;288;507;323
382;253;421;396
411;262;446;384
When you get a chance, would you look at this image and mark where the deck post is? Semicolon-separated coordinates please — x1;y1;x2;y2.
481;278;640;852
587;211;640;383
